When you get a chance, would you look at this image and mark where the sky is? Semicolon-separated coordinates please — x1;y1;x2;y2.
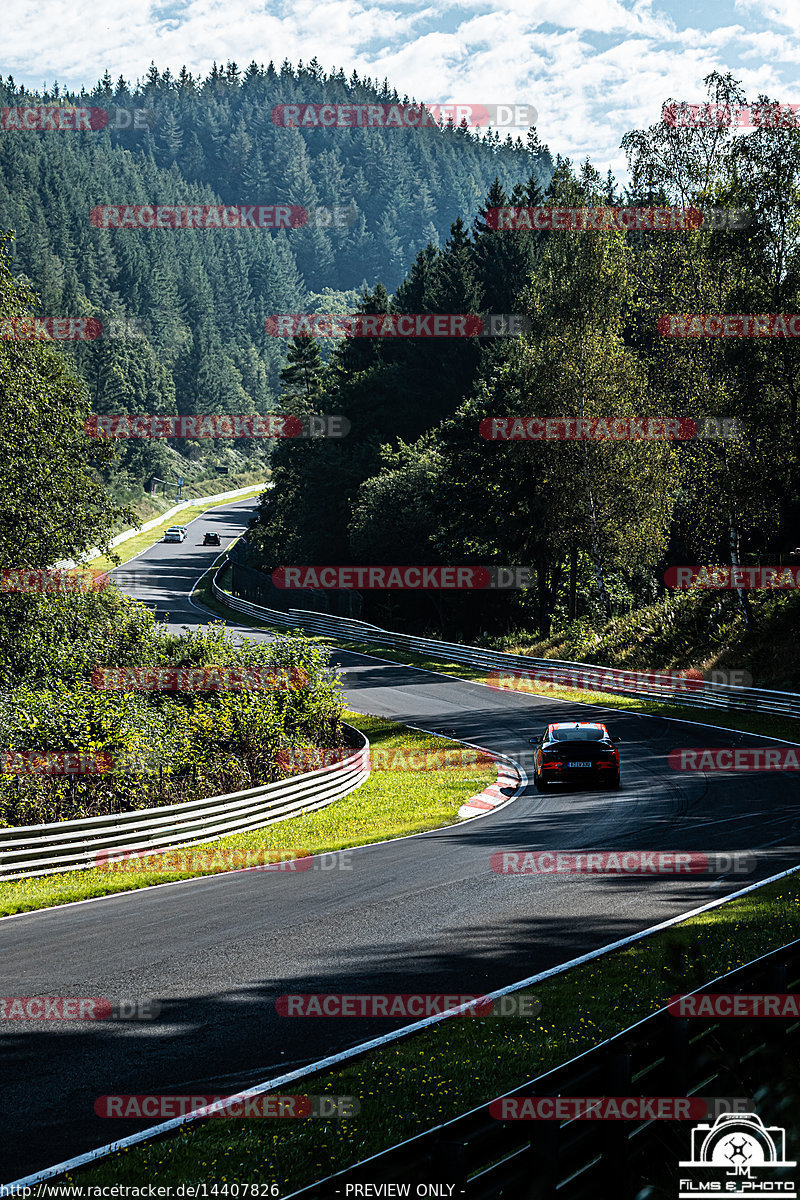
2;0;799;177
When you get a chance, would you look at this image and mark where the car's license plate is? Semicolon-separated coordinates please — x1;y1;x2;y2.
567;762;591;767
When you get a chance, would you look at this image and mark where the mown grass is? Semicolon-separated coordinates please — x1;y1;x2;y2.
0;712;496;917
62;870;800;1192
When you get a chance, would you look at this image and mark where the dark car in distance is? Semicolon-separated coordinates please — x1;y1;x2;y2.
202;532;221;546
530;721;621;791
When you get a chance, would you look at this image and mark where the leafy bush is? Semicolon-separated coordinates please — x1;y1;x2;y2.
0;624;346;826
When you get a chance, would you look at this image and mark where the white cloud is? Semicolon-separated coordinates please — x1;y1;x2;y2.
1;0;799;179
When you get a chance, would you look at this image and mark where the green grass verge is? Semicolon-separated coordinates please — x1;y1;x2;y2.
62;870;800;1191
0;712;496;917
198;577;800;744
494;589;800;693
88;484;268;572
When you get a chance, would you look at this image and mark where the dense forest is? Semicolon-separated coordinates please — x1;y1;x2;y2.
247;73;800;638
2;65;798;645
0;61;550;499
0;246;346;823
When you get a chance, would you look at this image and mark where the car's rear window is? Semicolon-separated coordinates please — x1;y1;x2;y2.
549;727;606;741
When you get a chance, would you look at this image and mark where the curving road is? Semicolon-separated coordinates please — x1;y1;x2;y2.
2;498;799;1182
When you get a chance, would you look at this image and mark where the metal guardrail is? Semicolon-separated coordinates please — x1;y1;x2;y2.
212;569;800;720
288;939;800;1199
12;864;800;1190
0;727;369;881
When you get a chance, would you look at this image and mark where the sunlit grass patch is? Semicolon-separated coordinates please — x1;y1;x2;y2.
0;712;496;917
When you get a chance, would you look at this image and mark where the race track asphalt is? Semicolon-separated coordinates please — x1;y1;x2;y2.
2;499;799;1181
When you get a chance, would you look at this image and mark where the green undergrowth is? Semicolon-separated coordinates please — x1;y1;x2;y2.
495;588;800;693
0;711;495;917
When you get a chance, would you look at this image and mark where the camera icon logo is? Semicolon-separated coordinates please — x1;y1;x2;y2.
680;1112;795;1175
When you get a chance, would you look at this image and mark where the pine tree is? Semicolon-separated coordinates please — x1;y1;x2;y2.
279;335;324;407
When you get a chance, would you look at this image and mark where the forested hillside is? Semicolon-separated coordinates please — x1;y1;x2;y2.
249;74;800;642
0;61;550;500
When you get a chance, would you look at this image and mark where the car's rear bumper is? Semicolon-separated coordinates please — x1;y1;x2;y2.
541;766;618;785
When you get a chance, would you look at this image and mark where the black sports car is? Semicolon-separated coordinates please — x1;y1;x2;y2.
530;721;621;791
202;532;221;546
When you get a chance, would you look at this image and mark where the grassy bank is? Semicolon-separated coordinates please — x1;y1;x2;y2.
197;575;799;744
493;588;800;693
107;468;269;535
0;711;497;917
